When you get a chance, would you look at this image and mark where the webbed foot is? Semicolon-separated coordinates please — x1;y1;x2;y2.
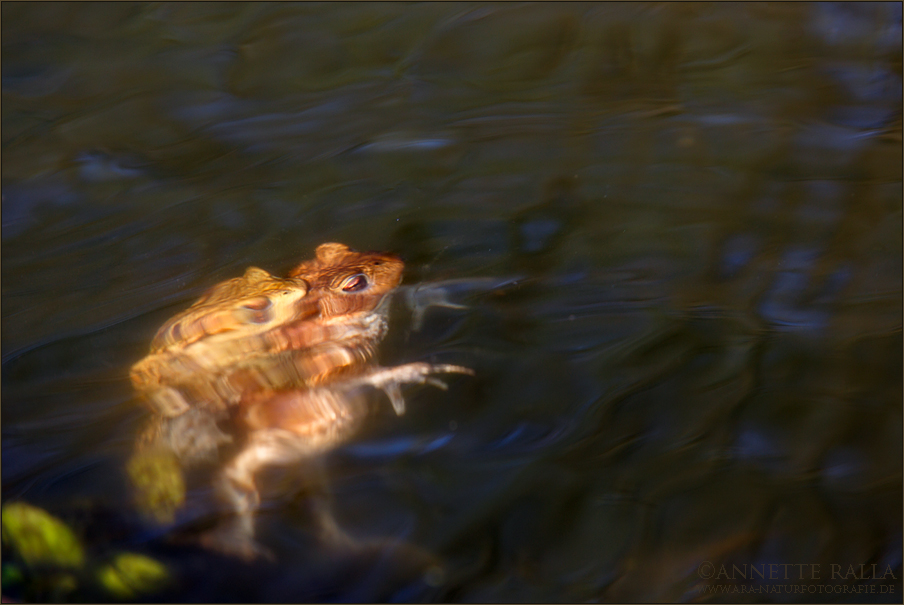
402;284;468;331
401;277;524;330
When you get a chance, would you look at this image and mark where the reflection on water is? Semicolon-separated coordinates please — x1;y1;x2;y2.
2;2;901;602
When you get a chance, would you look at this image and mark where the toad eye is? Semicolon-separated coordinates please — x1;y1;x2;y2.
340;274;369;292
273;290;291;297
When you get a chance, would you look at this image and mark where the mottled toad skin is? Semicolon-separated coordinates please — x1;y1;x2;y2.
128;243;471;559
131;243;405;417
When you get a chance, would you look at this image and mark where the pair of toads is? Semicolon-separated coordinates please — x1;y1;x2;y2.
128;243;471;559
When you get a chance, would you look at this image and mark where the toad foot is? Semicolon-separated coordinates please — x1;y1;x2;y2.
350;363;474;415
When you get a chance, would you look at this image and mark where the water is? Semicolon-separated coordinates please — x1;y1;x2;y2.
2;2;901;602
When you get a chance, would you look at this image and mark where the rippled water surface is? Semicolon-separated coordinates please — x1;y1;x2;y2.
2;2;902;602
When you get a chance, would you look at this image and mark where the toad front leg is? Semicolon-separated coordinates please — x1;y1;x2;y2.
347;362;474;415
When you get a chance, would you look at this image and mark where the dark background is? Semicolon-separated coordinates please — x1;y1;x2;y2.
2;2;901;602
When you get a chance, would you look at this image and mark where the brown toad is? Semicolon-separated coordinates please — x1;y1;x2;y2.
128;243;471;558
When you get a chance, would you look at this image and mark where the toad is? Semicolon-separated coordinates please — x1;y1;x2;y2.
128;243;471;559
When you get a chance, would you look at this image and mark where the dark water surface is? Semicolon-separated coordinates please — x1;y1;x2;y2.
2;2;902;602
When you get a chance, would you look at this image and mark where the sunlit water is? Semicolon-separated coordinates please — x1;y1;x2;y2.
2;3;901;602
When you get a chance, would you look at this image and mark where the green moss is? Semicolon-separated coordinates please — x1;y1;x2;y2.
1;562;24;588
97;552;169;600
127;449;186;524
1;502;85;569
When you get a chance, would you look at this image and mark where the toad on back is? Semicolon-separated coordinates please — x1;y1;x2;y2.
128;243;472;559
